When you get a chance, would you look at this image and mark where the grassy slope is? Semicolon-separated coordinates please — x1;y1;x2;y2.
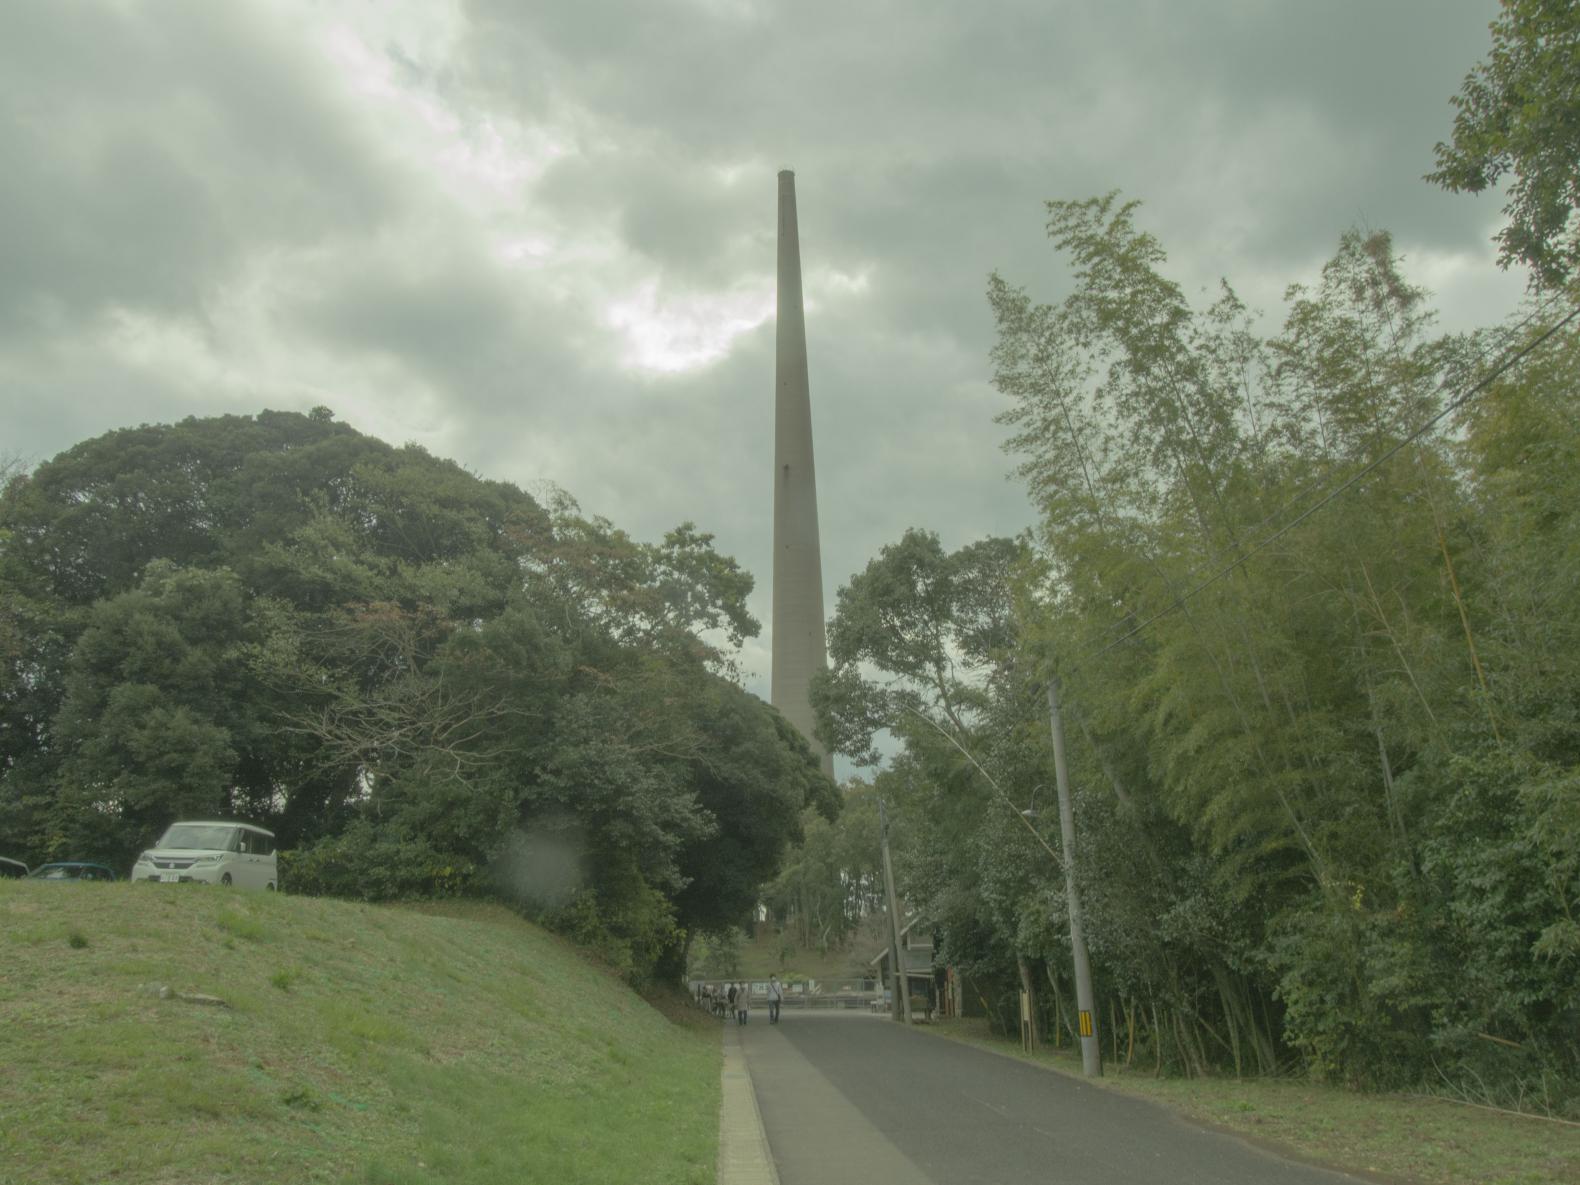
0;885;719;1185
926;1019;1580;1185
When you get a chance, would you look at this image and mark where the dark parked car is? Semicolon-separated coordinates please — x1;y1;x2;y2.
28;862;118;882
0;856;28;879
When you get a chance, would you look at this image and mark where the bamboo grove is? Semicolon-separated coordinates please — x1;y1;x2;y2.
803;197;1580;1111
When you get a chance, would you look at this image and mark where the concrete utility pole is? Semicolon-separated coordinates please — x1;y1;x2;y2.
1047;676;1101;1077
878;796;914;1024
771;169;834;779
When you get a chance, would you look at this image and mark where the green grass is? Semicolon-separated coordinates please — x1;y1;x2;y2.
925;1018;1580;1185
0;884;720;1185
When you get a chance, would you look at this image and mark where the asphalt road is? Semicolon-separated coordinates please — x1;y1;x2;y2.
741;1012;1365;1185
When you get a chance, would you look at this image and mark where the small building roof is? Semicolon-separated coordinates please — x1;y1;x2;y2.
867;915;934;968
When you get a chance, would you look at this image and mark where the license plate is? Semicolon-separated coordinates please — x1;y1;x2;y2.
159;873;180;883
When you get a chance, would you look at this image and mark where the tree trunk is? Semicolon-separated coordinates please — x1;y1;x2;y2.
1152;1002;1163;1076
1045;963;1073;1047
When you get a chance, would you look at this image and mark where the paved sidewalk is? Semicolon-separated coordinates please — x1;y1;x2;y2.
716;1023;779;1185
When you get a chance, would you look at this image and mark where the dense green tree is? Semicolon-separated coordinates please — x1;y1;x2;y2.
1429;0;1580;288
0;410;831;986
812;528;1023;764
50;564;257;865
762;781;883;953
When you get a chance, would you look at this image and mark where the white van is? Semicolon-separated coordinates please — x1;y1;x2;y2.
131;821;279;891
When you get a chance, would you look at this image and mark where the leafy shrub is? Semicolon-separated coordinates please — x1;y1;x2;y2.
549;876;680;988
1273;750;1580;1109
282;822;479;902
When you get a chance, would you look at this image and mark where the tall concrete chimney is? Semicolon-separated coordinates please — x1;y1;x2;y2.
771;170;834;779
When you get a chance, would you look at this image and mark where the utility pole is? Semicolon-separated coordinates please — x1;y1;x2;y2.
878;796;914;1024
1047;676;1101;1076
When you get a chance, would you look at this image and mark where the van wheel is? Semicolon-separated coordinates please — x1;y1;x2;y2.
266;883;275;892
220;873;232;886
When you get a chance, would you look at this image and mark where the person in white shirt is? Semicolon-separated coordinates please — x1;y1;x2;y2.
768;975;784;1024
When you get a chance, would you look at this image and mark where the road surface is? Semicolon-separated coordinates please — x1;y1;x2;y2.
735;1011;1364;1185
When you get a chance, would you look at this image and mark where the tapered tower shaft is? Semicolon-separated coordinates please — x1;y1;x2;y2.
771;170;834;778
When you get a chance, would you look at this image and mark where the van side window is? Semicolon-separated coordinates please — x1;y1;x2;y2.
229;829;246;853
236;829;273;855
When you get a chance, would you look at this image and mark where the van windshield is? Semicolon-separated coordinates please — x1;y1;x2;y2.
157;824;236;851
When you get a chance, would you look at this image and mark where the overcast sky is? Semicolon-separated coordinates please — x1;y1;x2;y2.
0;0;1527;712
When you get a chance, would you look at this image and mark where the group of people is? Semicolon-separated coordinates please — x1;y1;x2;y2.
698;976;785;1024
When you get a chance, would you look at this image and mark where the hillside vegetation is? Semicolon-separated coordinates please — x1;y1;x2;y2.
0;883;719;1185
0;409;837;988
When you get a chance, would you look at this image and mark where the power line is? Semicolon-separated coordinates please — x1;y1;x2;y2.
1071;294;1570;656
1233;295;1568;542
1074;305;1580;667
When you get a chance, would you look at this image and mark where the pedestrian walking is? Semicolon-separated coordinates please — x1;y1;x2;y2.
736;982;749;1025
768;974;783;1024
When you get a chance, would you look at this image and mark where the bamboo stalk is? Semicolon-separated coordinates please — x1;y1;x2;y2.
1359;561;1440;730
1171;1009;1195;1078
1475;1031;1523;1050
1433;511;1503;743
1152;1002;1163;1076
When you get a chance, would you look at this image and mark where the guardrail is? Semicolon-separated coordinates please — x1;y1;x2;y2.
782;993;881;1009
690;985;885;1012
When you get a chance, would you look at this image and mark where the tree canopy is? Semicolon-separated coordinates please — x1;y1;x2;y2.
1429;0;1580;289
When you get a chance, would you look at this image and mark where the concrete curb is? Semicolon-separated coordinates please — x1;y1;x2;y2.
716;1023;780;1185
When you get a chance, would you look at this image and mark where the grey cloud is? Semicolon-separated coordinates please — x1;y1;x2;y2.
0;0;1527;714
534;151;765;286
0;1;398;336
0;343;248;468
462;0;1508;289
288;251;527;383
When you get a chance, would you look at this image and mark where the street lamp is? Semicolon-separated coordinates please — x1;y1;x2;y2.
1020;784;1045;821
